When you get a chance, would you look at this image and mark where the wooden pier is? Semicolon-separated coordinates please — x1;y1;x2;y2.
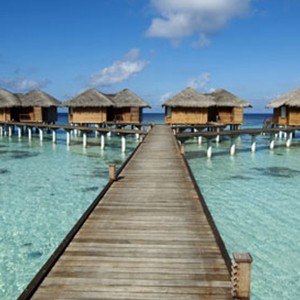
18;124;247;300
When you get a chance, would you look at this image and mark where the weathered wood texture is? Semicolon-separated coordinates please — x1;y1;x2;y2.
31;125;231;299
166;107;209;124
217;107;243;125
69;107;107;124
0;108;11;121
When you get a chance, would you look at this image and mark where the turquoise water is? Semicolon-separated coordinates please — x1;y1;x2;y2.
0;115;141;299
1;113;299;299
184;115;300;299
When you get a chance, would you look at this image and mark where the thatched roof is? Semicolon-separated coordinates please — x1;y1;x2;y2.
19;90;61;107
0;88;22;108
209;89;252;108
162;87;215;108
64;89;113;108
107;89;151;108
266;87;300;108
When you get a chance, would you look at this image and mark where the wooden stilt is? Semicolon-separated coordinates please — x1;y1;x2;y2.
66;131;71;145
52;130;57;144
39;128;43;141
270;134;275;150
286;132;293;148
28;128;32;140
18;127;22;138
100;134;105;150
8;126;12;137
121;135;126;152
251;135;256;153
230;137;236;156
207;139;212;158
83;132;87;147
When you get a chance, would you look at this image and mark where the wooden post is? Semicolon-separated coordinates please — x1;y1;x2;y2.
286;132;293;148
52;130;57;144
109;164;116;181
207;139;212;158
66;131;71;145
39;128;43;141
83;132;87;147
251;135;256;153
232;252;253;300
230;137;236;156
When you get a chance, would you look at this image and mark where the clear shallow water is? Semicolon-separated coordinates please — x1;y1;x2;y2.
1;113;299;299
0;114;140;299
185;114;300;299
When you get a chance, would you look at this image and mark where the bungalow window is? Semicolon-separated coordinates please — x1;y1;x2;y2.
166;107;172;117
281;106;286;118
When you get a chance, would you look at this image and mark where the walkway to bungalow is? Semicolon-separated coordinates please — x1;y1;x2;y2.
26;125;232;300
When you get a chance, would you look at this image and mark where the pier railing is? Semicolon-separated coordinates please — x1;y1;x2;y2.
176;126;298;158
0;121;152;152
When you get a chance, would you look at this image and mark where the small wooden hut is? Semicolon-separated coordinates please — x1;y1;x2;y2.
266;87;300;126
0;88;22;121
162;87;215;125
106;89;150;123
209;89;252;125
17;90;61;123
64;89;113;124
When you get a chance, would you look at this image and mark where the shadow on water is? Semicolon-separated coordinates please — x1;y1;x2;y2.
228;175;254;180
0;168;10;175
252;167;300;178
0;150;40;159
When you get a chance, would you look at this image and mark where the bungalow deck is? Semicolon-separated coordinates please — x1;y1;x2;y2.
19;125;235;300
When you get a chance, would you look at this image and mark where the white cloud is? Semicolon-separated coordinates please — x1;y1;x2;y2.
188;72;211;90
159;91;173;103
89;48;149;86
146;0;250;43
0;77;50;91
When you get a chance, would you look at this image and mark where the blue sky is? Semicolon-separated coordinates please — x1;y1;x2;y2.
0;0;300;113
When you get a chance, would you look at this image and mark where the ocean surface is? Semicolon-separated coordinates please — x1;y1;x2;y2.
0;113;299;299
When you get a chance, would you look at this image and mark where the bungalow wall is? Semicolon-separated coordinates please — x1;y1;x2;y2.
165;107;208;124
273;107;300;126
0;108;11;121
107;107;142;123
18;107;53;123
69;107;107;124
217;107;244;125
288;108;300;125
272;107;288;126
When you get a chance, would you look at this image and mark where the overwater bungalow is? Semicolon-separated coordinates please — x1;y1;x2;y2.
64;89;113;124
209;89;252;126
0;88;22;121
107;89;150;123
17;90;61;123
162;87;215;125
266;87;300;126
